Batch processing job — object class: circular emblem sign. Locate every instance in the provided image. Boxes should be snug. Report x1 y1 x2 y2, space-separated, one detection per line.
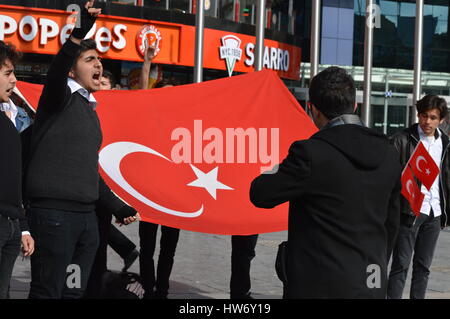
136 25 162 57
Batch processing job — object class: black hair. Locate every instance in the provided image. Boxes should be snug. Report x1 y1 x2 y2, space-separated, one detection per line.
102 69 116 88
0 40 22 67
416 94 448 120
154 78 181 88
308 66 356 120
72 39 97 67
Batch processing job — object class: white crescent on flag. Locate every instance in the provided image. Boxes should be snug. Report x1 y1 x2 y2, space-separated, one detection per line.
406 180 414 198
415 155 427 173
99 141 204 218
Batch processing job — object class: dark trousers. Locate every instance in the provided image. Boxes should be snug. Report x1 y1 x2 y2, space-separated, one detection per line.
0 216 21 299
84 209 111 298
85 211 137 298
109 224 136 259
139 221 180 297
230 234 258 299
28 208 99 299
388 212 441 299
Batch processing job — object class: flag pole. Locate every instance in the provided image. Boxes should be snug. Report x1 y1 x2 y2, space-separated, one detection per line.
412 0 424 125
254 0 266 71
310 0 321 79
194 0 205 83
362 0 375 128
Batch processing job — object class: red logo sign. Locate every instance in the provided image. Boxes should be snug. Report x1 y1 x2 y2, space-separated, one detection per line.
136 24 162 57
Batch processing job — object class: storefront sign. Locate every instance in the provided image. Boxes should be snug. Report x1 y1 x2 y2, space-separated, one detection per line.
0 5 301 80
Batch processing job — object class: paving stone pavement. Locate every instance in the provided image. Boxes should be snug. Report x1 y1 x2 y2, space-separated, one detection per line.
9 223 450 299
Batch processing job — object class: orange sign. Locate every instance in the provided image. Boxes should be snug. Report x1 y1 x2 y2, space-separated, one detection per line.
0 5 301 80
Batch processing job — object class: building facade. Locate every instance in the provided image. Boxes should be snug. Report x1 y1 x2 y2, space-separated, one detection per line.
2 0 450 134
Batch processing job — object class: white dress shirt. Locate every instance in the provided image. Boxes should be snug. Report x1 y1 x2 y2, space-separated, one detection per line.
67 78 97 109
0 99 18 126
418 125 443 217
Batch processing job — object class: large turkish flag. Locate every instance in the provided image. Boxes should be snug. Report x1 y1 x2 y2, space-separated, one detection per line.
17 70 317 235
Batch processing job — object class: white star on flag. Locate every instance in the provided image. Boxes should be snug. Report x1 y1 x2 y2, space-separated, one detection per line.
187 165 234 199
425 168 431 175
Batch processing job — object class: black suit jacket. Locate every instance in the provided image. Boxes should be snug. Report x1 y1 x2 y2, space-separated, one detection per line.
250 123 401 298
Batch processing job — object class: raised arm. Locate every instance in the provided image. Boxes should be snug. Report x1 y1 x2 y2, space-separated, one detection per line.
139 44 156 90
37 1 101 114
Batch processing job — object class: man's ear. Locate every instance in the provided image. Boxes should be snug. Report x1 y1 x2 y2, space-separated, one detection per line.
68 68 75 79
354 102 358 112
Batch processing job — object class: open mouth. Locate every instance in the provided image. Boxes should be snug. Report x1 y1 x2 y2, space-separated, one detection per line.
92 72 101 85
6 88 13 95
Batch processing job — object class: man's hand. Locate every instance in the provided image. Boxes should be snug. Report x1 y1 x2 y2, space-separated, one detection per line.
71 0 102 42
21 234 35 257
85 0 102 16
115 213 141 226
144 44 157 63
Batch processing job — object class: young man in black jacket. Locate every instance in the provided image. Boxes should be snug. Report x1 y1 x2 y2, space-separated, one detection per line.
25 1 139 299
0 40 34 299
387 95 449 299
250 67 401 298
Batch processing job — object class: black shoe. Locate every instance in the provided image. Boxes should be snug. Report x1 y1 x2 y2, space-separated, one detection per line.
122 249 139 272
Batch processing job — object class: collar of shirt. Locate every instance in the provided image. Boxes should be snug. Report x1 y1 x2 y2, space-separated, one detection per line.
67 78 97 109
417 125 441 143
0 99 18 127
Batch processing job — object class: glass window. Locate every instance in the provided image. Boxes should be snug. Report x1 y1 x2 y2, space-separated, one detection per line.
384 14 398 27
240 0 257 24
435 19 448 35
424 4 433 16
170 0 190 12
374 15 397 46
144 0 167 8
399 2 415 17
354 0 364 16
380 1 398 16
397 16 415 47
433 5 448 20
219 0 235 21
115 0 136 4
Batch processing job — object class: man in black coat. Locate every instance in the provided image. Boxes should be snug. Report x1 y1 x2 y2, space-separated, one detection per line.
0 40 34 299
250 67 401 298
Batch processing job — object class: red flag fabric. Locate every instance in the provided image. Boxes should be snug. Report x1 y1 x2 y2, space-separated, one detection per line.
15 70 318 235
401 165 424 216
407 141 440 191
15 81 43 112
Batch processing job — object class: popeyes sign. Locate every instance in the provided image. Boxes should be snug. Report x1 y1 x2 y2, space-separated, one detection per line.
0 4 301 80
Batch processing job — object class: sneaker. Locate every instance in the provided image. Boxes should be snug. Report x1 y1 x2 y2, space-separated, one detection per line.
122 249 139 272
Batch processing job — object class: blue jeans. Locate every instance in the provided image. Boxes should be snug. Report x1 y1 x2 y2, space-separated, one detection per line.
28 208 99 299
0 215 21 299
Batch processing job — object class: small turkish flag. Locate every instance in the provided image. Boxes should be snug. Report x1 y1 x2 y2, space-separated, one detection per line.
401 165 424 216
407 141 440 191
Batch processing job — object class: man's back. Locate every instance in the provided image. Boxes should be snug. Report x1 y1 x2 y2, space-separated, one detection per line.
251 123 401 298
